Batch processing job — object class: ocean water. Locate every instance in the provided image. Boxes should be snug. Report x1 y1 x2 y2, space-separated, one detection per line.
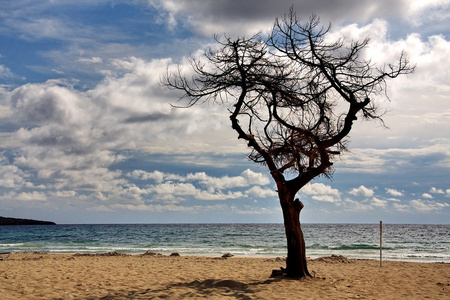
0 224 448 263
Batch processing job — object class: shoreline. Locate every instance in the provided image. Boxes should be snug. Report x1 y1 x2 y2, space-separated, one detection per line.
0 252 448 299
4 250 449 263
2 250 448 264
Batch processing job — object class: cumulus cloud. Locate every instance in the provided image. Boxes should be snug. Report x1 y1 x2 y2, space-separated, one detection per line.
127 170 165 183
0 59 201 212
300 183 341 203
338 142 450 175
422 193 433 199
349 185 375 197
129 168 271 202
149 182 197 196
246 186 277 198
343 199 374 211
393 203 410 212
0 57 242 202
127 168 271 191
429 187 445 194
410 199 450 212
0 164 28 189
311 195 339 203
180 169 271 191
301 183 340 196
241 169 271 186
294 19 450 180
386 188 403 197
371 197 388 207
316 16 450 183
12 191 47 202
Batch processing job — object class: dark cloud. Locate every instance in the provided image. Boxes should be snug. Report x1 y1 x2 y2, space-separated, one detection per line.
156 0 419 36
124 112 172 123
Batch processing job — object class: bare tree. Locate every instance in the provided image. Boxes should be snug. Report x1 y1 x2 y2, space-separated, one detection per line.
163 9 413 278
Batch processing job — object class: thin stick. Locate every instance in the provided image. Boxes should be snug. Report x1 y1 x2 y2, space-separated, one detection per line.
380 221 383 267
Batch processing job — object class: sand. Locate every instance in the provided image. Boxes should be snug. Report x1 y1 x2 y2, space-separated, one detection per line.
0 252 448 299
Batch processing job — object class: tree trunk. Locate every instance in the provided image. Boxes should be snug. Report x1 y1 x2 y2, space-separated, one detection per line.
280 196 311 278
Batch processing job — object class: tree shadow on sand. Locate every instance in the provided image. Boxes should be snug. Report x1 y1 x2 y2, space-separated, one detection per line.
92 277 285 300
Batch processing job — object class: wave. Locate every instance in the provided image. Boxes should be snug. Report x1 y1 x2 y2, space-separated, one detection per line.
308 243 390 251
0 243 24 247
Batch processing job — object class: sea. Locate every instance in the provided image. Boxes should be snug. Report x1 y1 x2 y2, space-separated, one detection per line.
0 224 449 263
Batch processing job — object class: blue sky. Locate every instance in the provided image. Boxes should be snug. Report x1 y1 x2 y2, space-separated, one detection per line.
0 0 449 224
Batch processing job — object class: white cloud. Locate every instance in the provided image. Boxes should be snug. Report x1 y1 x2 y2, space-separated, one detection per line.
246 186 277 198
312 195 338 203
12 191 47 202
185 172 245 190
149 182 196 197
344 199 374 211
338 142 450 175
0 164 27 188
407 0 450 25
241 169 271 186
349 185 375 197
53 190 77 198
109 202 236 214
145 177 248 202
326 20 450 180
422 193 433 199
78 57 103 64
393 203 410 212
0 57 243 206
0 65 15 78
386 197 401 202
410 199 450 212
127 170 165 183
371 197 388 207
125 168 273 203
111 203 196 212
301 183 340 196
16 17 73 40
386 188 403 197
300 183 341 203
196 190 244 201
234 205 277 215
183 169 270 190
342 196 389 210
429 187 445 194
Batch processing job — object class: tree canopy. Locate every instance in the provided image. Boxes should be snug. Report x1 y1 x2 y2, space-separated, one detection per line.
166 12 413 191
164 9 414 277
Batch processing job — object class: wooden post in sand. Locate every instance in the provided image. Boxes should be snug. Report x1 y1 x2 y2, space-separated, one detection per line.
380 221 383 267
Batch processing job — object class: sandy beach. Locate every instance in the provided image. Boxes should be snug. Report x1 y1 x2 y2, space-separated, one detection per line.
0 252 448 299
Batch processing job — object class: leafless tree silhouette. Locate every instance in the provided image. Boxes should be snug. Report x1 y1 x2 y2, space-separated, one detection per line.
163 9 414 278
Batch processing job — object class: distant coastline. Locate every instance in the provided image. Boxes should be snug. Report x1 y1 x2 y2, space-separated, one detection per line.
0 216 56 225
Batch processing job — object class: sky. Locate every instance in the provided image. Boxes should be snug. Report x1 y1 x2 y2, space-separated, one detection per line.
0 0 449 224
